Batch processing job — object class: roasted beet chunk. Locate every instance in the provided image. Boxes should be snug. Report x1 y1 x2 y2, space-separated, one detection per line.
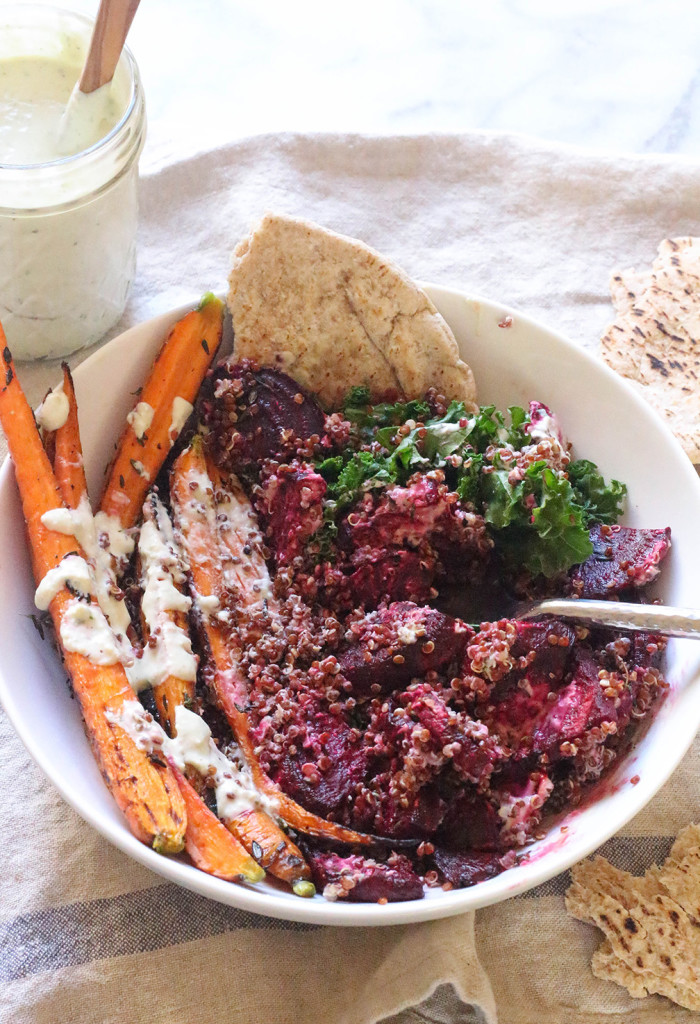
306 849 424 902
340 475 491 580
509 620 576 683
207 360 325 469
265 702 371 820
436 790 503 852
257 461 326 565
570 524 671 598
353 774 448 841
531 647 626 757
339 549 437 610
490 767 553 845
337 602 473 698
432 848 508 888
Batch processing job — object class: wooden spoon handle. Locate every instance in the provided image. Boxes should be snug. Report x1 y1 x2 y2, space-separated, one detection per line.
78 0 141 94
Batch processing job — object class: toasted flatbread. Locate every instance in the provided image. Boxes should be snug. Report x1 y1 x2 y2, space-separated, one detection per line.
592 940 700 1012
600 237 700 463
227 214 477 410
565 825 700 1011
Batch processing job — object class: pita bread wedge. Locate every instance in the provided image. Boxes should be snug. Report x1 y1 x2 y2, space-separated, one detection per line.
601 237 700 463
565 825 700 1011
227 214 477 410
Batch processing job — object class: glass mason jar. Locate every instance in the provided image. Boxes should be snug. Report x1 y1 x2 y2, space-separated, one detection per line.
0 6 146 361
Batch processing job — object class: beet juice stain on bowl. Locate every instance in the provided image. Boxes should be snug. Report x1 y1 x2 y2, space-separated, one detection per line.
0 5 146 361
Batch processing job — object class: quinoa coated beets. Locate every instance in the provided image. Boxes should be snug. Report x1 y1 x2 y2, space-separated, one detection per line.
200 361 671 902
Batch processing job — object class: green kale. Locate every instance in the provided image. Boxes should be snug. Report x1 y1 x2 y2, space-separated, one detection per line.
567 459 627 526
491 467 593 577
314 389 624 579
342 386 431 430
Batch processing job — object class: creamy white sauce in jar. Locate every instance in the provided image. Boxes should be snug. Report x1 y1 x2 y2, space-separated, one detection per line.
0 7 146 361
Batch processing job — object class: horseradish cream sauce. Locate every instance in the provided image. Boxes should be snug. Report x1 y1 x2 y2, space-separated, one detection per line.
36 386 70 432
41 497 135 660
128 508 198 691
106 702 269 821
0 8 145 360
0 54 122 163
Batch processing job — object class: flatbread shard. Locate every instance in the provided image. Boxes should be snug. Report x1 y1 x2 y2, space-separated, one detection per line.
601 237 700 463
565 826 700 1012
227 213 477 410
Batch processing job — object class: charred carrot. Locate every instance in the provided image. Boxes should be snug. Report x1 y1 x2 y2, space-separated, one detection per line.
53 364 88 511
134 493 269 883
100 292 224 527
0 334 186 854
167 761 265 882
223 807 312 893
170 453 316 886
171 439 370 849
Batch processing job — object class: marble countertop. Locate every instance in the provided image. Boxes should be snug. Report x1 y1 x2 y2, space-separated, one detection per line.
6 0 700 171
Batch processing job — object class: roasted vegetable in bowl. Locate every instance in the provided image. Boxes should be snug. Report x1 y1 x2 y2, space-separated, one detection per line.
0 309 671 903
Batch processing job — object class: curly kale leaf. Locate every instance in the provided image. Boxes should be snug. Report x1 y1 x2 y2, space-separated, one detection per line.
342 386 431 430
567 459 627 526
493 467 594 577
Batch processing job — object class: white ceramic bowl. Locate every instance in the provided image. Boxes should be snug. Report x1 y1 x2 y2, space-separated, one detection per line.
2 285 700 926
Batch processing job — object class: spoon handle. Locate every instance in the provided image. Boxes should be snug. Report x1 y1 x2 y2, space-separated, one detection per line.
79 0 141 94
518 599 700 640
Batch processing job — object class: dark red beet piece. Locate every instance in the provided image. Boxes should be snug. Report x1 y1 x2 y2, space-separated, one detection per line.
257 461 326 565
531 647 626 757
340 476 491 581
432 848 506 888
306 849 424 902
479 679 555 751
509 620 577 682
340 476 449 550
570 524 671 598
337 602 473 698
338 549 436 610
273 712 371 819
210 361 325 467
366 779 447 840
436 790 503 852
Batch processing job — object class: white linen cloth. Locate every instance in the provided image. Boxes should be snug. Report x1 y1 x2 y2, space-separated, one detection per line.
1 131 699 1024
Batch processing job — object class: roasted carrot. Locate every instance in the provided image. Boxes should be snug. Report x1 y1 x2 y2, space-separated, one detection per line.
167 760 265 882
100 292 224 527
170 447 316 887
53 364 88 511
171 439 371 850
0 334 186 854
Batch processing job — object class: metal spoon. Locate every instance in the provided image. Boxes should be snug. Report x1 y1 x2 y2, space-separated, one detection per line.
515 598 700 640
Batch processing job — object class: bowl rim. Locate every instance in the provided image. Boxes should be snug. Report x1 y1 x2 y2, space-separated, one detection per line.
2 283 700 927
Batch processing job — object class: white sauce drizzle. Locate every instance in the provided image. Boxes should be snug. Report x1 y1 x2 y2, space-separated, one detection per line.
60 599 122 665
106 701 270 820
217 482 274 607
397 622 424 646
34 553 92 610
127 507 198 692
36 388 70 432
169 397 194 446
131 460 150 481
41 497 135 664
196 593 220 615
126 401 154 440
